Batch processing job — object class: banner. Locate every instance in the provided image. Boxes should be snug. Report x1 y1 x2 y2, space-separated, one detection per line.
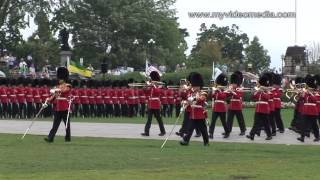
67 60 93 78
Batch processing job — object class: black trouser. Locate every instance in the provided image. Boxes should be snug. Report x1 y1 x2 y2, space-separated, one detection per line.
175 104 181 117
249 113 272 137
144 109 166 134
96 104 104 117
300 115 319 139
121 104 127 117
26 102 34 118
0 103 8 118
89 104 96 117
162 105 168 117
178 111 200 135
47 111 71 141
134 104 139 117
19 103 27 119
73 104 80 117
81 104 90 118
128 104 135 117
274 108 284 131
183 120 209 145
209 112 228 135
226 110 246 133
114 104 121 117
35 103 42 116
105 104 113 117
43 104 52 118
269 111 277 134
168 104 174 117
140 103 146 117
10 103 19 118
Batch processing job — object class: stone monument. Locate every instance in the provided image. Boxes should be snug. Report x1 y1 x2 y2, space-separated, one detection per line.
59 28 72 66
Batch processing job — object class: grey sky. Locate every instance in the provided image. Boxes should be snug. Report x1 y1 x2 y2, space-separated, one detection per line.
175 0 320 70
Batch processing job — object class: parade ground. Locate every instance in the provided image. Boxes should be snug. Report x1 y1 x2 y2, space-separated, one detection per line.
0 109 320 180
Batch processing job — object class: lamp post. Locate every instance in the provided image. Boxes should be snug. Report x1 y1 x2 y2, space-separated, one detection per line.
147 38 155 63
281 54 285 75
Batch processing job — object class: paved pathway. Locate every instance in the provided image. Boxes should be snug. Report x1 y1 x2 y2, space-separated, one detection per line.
0 120 318 145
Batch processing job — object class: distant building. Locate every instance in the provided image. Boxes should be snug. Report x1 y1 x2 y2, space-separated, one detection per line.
283 46 308 76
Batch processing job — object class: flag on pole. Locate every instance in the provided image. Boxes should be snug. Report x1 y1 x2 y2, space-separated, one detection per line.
145 60 162 77
68 60 93 78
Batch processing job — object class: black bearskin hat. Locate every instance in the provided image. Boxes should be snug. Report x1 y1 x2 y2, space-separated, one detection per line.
72 79 79 87
230 71 243 85
295 77 304 84
57 67 69 82
9 79 16 86
17 77 25 85
80 80 87 87
215 73 228 86
259 73 270 87
264 72 275 86
112 80 119 88
32 79 39 87
274 74 282 86
150 71 160 81
305 75 317 89
313 74 320 87
189 72 204 88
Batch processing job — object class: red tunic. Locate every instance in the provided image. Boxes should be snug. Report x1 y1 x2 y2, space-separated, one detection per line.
79 88 89 104
228 89 243 111
272 88 282 109
118 88 126 105
268 92 275 112
302 93 318 116
315 92 320 115
212 90 227 112
52 89 71 111
0 87 9 104
8 88 18 103
40 87 50 103
104 88 113 105
252 91 270 114
88 89 96 105
95 89 104 104
139 89 146 104
16 87 26 103
33 87 42 104
126 89 136 105
71 88 81 105
160 89 168 105
190 99 207 120
147 86 162 109
25 87 34 103
112 89 120 104
167 89 174 105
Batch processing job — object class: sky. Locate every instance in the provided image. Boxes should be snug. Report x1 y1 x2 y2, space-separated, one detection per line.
174 0 320 70
22 0 320 70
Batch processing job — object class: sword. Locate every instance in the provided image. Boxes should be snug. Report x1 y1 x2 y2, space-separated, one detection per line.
160 105 186 151
21 99 49 140
65 96 74 130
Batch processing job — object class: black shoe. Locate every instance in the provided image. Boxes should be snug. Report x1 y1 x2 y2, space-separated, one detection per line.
265 136 272 140
44 138 53 143
158 132 166 136
279 130 285 133
297 137 304 142
255 132 261 137
141 133 149 136
175 132 181 136
239 132 246 136
194 134 201 138
314 138 320 142
65 139 71 142
221 132 226 136
180 141 189 146
223 133 230 138
246 135 254 140
272 132 276 136
209 134 213 139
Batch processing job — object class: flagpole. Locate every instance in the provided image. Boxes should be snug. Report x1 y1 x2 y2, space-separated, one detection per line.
212 61 215 80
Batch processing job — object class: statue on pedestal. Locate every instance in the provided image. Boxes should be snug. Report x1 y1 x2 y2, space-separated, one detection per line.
59 28 70 51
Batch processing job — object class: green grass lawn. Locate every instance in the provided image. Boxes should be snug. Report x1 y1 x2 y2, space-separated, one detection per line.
31 108 294 128
0 134 319 180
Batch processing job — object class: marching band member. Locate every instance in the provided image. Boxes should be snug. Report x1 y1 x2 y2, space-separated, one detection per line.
266 72 277 136
246 73 272 141
297 75 320 142
288 77 304 133
273 74 285 133
224 71 246 138
141 71 166 136
44 67 72 143
209 73 229 139
180 72 209 146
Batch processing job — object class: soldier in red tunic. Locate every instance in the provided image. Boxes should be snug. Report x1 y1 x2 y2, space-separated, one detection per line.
209 73 229 139
16 77 27 119
297 75 320 142
273 74 285 133
246 73 272 140
8 79 19 119
25 78 34 118
0 78 9 118
71 80 81 117
32 79 42 117
79 80 90 118
224 71 246 138
288 77 304 132
45 67 72 143
180 72 209 146
141 71 166 136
